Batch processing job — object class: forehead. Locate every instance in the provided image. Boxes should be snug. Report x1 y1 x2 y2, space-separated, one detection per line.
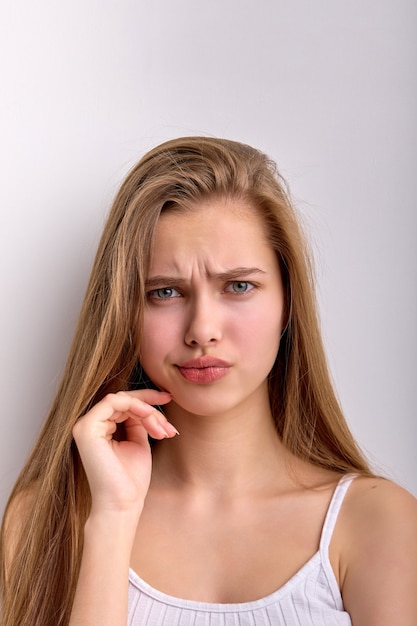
148 198 277 275
157 196 268 238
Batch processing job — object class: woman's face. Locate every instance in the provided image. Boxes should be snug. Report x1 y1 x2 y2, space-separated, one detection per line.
140 198 285 419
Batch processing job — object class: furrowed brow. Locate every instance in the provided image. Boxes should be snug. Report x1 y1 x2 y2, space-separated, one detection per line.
145 276 187 289
211 267 266 281
145 268 265 288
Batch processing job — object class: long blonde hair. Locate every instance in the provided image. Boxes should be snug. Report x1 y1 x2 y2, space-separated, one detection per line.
0 136 371 625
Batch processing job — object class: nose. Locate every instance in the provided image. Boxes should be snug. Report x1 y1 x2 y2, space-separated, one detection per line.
184 297 222 347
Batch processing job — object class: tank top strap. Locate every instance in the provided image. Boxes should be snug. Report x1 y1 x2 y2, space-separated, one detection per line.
320 473 357 553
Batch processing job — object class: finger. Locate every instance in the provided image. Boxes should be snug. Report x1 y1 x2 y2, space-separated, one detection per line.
81 391 169 425
124 410 179 440
101 391 173 424
73 391 177 446
123 398 178 433
116 394 172 423
91 395 178 438
127 389 172 406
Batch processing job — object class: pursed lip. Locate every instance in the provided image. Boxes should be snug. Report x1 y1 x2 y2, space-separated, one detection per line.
175 356 232 384
176 356 231 369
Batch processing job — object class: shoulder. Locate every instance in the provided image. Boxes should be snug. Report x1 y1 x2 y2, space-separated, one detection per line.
341 476 417 550
342 475 417 527
336 476 417 625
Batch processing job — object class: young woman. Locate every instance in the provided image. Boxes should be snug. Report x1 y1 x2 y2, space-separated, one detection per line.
1 137 416 626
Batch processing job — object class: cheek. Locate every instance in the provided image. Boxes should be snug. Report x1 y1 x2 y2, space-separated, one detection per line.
228 309 282 360
139 315 158 363
245 315 282 352
239 303 284 361
241 294 284 335
138 328 166 387
140 312 179 362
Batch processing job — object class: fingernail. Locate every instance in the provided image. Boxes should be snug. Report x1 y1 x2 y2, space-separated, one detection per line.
164 423 180 437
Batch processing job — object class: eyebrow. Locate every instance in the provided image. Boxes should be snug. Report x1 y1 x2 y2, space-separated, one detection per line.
145 267 266 288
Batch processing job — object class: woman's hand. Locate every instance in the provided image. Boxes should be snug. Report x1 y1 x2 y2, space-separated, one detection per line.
72 389 176 516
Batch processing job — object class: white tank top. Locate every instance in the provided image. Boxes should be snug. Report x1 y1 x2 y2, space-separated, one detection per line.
128 474 355 625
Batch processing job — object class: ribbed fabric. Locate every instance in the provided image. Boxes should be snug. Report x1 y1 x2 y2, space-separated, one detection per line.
128 474 355 625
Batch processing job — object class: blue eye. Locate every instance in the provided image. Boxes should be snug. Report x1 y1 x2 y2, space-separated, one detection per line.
148 287 180 299
226 281 253 293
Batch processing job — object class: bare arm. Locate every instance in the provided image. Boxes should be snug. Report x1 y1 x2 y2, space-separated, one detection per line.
340 478 417 626
69 389 177 626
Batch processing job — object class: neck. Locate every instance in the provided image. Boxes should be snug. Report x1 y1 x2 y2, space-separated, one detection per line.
151 396 290 496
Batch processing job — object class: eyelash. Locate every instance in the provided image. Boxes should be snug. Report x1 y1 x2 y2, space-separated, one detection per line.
224 281 255 294
147 287 181 300
147 281 257 301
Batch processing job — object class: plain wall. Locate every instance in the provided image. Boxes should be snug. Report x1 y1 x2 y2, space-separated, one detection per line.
1 0 416 517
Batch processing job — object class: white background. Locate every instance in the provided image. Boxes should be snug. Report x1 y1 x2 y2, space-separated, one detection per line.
0 1 416 517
